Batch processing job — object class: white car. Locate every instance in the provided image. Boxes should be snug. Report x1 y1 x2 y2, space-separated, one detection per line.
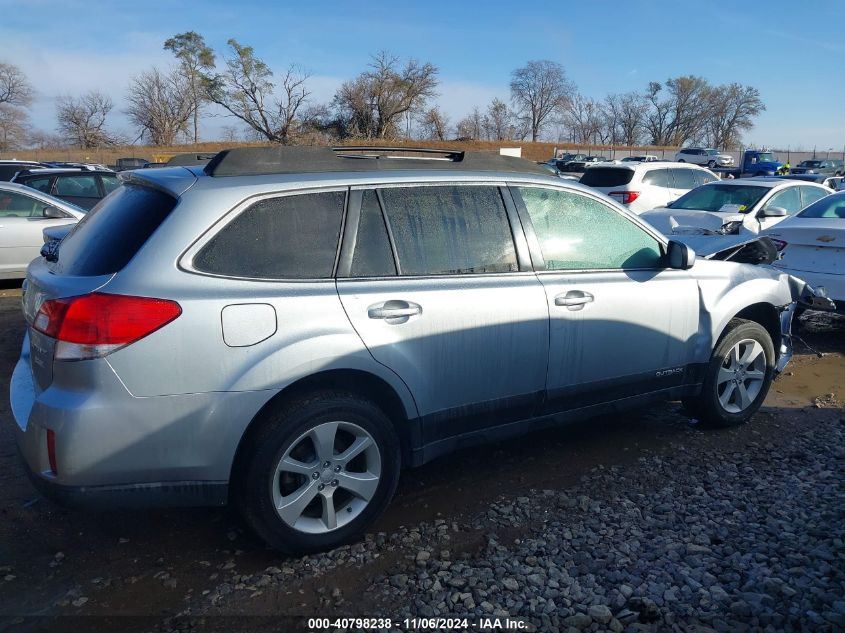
764 191 845 312
620 155 659 163
641 178 831 236
579 162 719 214
0 181 86 279
675 147 735 168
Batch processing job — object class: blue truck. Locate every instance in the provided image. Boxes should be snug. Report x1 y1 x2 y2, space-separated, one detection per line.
713 149 784 178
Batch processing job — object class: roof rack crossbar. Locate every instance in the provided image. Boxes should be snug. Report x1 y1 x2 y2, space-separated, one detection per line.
331 146 465 161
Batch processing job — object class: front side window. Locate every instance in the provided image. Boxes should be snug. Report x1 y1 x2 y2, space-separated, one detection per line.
764 187 802 215
693 170 718 187
25 176 52 193
517 187 663 271
379 185 517 276
194 191 345 279
101 175 122 194
0 190 41 217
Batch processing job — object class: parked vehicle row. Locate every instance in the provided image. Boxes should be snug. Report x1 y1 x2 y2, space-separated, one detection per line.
11 146 820 554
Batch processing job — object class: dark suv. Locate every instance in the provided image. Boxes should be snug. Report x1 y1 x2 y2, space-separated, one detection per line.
789 159 844 176
13 169 121 210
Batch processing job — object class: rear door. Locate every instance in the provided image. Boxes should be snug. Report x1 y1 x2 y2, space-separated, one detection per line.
510 184 699 412
336 184 549 444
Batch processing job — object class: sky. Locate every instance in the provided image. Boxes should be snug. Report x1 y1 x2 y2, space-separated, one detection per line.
1 0 843 150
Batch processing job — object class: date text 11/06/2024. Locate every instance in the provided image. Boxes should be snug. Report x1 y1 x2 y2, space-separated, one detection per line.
308 617 529 630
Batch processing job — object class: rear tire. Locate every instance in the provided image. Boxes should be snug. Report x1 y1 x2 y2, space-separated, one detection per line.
236 391 400 554
683 319 775 427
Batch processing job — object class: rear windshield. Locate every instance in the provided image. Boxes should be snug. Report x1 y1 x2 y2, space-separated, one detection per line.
52 184 177 276
579 168 634 188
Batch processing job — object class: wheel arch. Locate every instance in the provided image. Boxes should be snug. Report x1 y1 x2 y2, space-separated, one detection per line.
228 368 416 496
719 302 781 353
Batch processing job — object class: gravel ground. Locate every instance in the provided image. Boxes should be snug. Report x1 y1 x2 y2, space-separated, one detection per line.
176 406 844 633
0 284 843 633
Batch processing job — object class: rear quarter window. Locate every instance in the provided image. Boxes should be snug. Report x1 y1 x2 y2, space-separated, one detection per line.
53 184 177 276
579 168 634 188
194 190 345 279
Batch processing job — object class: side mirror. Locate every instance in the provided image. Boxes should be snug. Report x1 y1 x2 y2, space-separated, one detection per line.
759 206 788 218
42 206 65 219
667 240 695 270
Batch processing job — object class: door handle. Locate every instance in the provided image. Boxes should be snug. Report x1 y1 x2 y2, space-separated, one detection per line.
554 290 594 310
367 300 422 323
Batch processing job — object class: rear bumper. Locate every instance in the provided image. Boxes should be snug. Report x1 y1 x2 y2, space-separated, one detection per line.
10 332 269 507
775 267 845 306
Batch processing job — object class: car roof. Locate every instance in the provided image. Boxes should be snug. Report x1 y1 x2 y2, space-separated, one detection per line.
705 177 828 190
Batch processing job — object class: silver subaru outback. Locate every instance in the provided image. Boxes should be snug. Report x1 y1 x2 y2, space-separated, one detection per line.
9 147 810 553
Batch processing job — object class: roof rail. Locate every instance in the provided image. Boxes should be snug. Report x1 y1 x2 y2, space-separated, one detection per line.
204 146 546 177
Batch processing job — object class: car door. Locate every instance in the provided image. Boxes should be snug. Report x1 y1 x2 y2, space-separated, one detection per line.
639 167 673 209
0 189 74 275
336 184 549 445
510 184 699 413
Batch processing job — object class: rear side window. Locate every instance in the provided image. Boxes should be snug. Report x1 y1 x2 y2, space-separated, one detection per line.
799 186 829 208
55 175 99 197
693 170 718 187
670 168 696 190
194 191 345 279
641 168 670 187
379 185 517 276
24 176 52 193
55 185 177 276
579 168 635 188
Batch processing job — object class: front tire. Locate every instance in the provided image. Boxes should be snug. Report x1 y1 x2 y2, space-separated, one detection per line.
237 391 400 554
684 319 775 427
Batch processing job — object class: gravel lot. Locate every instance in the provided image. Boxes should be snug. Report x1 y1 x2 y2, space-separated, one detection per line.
0 286 842 633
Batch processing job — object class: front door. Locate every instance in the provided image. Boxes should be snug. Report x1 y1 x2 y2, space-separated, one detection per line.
510 185 700 412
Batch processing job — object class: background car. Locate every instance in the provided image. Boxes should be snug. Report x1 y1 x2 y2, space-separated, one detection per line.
13 168 121 210
579 162 718 214
640 178 830 236
620 155 659 163
675 147 735 168
0 160 49 182
0 181 85 279
789 159 844 176
764 191 845 313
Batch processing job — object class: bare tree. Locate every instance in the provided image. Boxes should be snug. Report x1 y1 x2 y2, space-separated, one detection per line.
204 39 310 144
28 128 64 149
0 61 34 107
484 98 517 141
418 106 449 141
0 104 29 150
164 32 216 143
126 68 193 146
510 60 574 142
644 76 713 146
332 51 438 139
562 93 603 144
705 83 765 149
606 92 648 146
56 91 119 148
454 106 485 140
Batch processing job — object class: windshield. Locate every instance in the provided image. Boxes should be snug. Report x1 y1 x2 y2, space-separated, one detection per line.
669 184 770 213
798 193 845 219
754 152 775 162
799 160 821 168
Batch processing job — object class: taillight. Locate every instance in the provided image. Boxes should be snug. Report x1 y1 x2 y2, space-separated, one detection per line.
32 293 182 360
47 429 57 475
770 238 788 252
609 191 640 205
